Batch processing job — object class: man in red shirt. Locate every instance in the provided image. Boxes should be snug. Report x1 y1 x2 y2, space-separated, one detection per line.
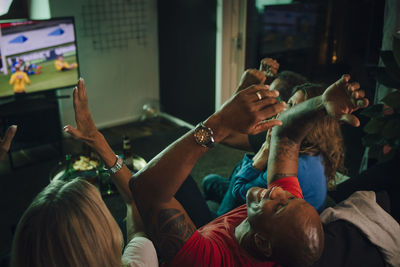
65 69 367 266
127 71 368 266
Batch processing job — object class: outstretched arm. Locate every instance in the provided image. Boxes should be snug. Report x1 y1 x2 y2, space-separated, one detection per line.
131 69 286 262
267 75 369 185
63 78 146 237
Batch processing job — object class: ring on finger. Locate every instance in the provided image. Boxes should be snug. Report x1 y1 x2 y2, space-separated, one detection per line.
256 91 262 101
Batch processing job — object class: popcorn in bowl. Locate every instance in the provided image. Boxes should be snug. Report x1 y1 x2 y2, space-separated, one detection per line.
72 155 99 171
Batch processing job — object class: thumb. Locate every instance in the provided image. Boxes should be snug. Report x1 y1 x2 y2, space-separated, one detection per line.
63 125 82 139
340 114 360 127
2 125 17 148
4 125 17 140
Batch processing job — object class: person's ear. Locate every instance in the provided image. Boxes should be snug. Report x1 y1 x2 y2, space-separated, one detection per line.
254 233 272 257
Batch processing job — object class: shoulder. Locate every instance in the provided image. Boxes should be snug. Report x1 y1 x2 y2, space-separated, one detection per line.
170 207 248 266
122 237 159 267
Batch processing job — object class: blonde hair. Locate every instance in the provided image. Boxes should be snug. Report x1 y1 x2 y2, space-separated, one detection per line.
11 178 123 267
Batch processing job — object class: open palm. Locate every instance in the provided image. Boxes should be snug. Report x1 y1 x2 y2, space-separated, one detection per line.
322 75 369 127
64 78 100 146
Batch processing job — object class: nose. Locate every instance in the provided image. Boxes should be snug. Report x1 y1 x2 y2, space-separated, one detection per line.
269 186 287 201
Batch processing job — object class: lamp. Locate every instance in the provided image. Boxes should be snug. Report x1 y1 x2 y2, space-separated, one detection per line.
30 0 50 20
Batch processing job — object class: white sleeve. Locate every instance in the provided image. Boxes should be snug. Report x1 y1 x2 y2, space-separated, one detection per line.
122 236 159 267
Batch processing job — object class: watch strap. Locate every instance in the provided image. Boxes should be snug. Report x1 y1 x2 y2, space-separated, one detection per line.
105 155 123 174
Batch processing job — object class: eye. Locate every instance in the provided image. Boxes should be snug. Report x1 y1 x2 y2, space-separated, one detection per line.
289 196 296 200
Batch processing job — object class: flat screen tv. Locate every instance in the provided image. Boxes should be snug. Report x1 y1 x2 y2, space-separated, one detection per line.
259 3 318 55
0 17 79 99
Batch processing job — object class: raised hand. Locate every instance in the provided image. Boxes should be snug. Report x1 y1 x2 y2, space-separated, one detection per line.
236 69 266 93
0 125 17 161
259 58 280 76
322 75 369 127
63 78 101 146
211 83 286 139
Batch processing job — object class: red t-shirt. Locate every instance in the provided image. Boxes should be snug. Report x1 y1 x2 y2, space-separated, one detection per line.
168 177 303 267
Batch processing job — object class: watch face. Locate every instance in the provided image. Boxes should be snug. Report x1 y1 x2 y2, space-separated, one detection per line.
194 124 214 147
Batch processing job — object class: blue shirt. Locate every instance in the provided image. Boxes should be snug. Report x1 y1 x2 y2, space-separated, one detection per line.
232 153 327 212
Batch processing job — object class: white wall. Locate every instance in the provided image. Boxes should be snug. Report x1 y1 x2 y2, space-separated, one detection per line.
49 0 159 129
215 0 247 109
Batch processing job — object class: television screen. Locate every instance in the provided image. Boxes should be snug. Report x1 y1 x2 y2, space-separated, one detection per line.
0 17 79 98
259 3 317 55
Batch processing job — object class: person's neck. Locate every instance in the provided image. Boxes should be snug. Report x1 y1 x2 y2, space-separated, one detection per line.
235 218 268 261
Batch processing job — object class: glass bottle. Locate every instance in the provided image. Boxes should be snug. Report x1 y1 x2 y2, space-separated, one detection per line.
123 135 134 170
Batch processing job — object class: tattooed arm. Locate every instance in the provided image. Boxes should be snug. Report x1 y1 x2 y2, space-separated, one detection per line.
131 70 286 262
267 75 369 184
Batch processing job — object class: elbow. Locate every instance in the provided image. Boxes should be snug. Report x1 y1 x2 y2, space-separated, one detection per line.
231 186 242 201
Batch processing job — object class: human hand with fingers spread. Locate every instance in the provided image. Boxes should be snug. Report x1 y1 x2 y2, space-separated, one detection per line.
0 125 17 161
322 74 369 127
207 83 286 141
268 74 369 185
63 78 102 146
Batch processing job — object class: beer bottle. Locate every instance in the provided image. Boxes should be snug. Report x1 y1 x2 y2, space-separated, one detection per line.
122 135 133 170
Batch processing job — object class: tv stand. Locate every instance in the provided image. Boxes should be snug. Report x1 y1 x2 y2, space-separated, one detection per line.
0 91 64 169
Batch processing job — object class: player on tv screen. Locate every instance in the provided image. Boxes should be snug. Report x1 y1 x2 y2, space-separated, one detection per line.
9 65 30 95
54 55 77 71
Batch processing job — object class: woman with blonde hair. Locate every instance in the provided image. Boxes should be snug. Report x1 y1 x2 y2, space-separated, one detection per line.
11 78 158 267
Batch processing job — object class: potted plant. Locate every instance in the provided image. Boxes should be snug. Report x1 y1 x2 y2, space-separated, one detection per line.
361 89 400 163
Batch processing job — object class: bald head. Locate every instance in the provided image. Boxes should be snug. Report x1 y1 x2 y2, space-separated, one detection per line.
271 202 324 267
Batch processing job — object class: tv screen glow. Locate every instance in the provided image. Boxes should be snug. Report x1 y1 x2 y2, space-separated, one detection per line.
0 17 79 98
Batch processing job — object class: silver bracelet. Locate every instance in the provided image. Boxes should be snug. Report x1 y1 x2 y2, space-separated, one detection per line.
105 155 123 174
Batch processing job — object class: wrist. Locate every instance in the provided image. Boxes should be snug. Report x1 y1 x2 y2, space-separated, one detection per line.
273 96 325 143
86 131 105 148
88 132 117 168
203 115 231 143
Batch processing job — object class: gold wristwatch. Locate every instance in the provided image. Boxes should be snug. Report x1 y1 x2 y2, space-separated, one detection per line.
193 122 215 148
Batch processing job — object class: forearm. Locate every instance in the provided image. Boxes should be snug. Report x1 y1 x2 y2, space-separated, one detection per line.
125 204 146 241
273 96 325 142
252 148 269 171
90 133 134 204
220 132 253 151
131 115 228 208
267 96 326 184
